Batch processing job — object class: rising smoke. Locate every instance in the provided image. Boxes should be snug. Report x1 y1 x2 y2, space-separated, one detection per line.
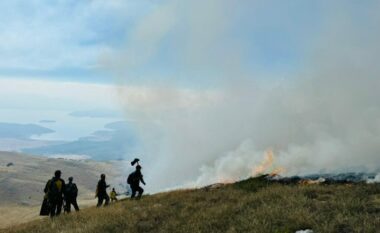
104 1 380 191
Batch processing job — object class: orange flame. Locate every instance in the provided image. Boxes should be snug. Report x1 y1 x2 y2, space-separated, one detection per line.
299 178 325 185
252 149 285 176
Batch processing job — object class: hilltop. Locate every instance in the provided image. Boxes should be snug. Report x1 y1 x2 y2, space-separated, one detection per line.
0 151 125 229
3 176 380 233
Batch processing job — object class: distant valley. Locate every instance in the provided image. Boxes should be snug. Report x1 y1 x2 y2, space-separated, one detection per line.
0 151 127 228
0 120 138 161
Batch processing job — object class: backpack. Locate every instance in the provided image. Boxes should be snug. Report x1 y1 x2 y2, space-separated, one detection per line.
127 172 139 185
66 183 78 197
127 172 134 184
51 179 63 193
45 178 63 200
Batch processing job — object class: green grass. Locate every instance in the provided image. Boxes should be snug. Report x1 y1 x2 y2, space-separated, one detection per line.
3 177 380 233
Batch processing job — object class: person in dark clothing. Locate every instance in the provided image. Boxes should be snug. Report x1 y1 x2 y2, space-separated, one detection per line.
44 170 65 217
128 165 146 199
96 174 110 207
64 177 79 213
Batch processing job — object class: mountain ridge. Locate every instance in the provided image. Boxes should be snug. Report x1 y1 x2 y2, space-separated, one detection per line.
3 176 380 233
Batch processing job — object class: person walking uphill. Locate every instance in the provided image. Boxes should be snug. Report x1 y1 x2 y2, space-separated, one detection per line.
96 174 110 207
64 177 79 213
44 170 65 217
127 165 146 199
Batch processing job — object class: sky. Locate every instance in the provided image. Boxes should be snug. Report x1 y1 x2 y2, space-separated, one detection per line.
0 0 323 84
0 0 374 84
1 1 380 191
0 0 148 82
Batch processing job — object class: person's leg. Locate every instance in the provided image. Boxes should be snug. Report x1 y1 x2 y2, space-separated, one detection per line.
50 200 57 218
65 198 71 213
137 186 144 199
104 194 110 206
97 195 104 207
56 198 63 216
131 186 137 198
63 199 67 213
72 198 80 211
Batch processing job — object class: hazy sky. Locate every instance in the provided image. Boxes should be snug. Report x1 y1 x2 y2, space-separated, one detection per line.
1 1 379 190
0 0 328 116
0 0 328 83
0 1 375 84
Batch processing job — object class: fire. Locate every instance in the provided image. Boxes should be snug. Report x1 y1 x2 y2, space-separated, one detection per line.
299 178 326 185
270 167 286 176
252 149 285 176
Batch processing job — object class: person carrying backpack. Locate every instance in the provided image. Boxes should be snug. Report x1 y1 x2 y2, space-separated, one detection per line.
96 174 110 207
44 170 65 217
127 165 146 199
64 177 79 213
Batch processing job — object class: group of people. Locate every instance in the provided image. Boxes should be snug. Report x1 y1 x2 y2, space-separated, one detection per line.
95 164 145 207
41 170 79 217
41 162 146 218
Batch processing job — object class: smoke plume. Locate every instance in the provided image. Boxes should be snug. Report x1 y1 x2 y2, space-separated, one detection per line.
104 1 380 191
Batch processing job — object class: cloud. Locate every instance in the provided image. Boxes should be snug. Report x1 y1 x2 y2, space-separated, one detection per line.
0 0 150 75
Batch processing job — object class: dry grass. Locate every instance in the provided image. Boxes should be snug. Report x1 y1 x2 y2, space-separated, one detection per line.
2 177 380 233
0 206 41 229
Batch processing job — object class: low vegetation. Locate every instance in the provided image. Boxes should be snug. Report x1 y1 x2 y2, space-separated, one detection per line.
3 176 380 233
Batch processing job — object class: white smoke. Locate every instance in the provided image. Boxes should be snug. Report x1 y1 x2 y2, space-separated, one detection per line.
295 230 313 233
104 1 380 191
367 174 380 184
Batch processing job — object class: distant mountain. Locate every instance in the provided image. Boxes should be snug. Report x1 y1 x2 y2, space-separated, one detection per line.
0 122 54 139
23 121 138 161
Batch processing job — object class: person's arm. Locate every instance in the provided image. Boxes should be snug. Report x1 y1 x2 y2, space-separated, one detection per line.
140 175 146 185
73 184 78 197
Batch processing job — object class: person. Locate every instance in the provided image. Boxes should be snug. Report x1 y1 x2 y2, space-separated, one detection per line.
110 188 118 202
64 177 80 213
44 170 65 217
127 165 146 199
96 174 110 207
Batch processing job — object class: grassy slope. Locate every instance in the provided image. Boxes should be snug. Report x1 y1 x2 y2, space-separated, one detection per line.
3 176 380 233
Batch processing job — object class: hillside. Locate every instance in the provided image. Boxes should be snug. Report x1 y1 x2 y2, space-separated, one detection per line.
0 151 125 229
3 176 380 233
